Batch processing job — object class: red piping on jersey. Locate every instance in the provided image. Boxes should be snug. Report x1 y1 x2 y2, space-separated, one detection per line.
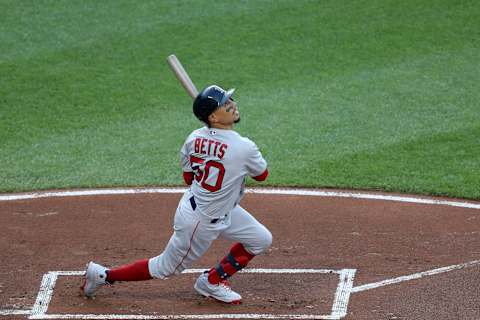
253 168 269 181
183 171 194 185
173 220 201 274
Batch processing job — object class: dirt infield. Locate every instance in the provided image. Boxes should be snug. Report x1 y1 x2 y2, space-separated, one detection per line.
1 188 479 319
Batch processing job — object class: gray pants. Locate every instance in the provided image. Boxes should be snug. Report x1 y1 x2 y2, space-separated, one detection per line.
148 193 272 279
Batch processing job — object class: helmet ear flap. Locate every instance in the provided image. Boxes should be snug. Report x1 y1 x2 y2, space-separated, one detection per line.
193 95 217 125
201 98 219 125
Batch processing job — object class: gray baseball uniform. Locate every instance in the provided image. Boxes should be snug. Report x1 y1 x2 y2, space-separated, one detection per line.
148 126 271 278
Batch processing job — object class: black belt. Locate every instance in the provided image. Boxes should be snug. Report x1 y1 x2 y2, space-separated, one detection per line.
189 196 197 210
189 196 220 224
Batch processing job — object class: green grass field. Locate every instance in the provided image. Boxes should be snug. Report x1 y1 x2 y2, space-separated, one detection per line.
1 0 479 199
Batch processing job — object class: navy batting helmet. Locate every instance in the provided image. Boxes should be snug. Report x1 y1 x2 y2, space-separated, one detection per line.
193 85 235 124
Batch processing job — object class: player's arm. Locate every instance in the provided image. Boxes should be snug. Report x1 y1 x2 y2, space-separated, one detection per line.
245 140 269 182
180 137 194 185
183 171 194 185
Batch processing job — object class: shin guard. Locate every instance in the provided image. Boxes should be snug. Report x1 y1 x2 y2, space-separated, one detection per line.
208 243 255 284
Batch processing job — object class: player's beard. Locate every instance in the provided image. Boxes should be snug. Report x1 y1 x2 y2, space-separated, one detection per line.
233 109 240 123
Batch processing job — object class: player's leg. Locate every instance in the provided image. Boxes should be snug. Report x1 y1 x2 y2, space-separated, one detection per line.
148 207 221 278
110 196 221 281
82 194 221 297
194 207 265 304
104 219 203 285
82 258 152 297
203 206 272 286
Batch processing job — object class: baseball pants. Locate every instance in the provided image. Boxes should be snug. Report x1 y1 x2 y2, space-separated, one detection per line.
148 192 272 279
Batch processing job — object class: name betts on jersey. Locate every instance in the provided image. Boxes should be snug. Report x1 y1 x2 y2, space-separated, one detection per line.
194 137 228 159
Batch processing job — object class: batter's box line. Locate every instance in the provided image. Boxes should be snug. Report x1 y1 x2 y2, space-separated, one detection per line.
28 268 357 320
3 261 480 319
351 259 480 293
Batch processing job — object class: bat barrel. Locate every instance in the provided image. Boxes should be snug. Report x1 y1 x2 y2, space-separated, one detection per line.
167 54 199 99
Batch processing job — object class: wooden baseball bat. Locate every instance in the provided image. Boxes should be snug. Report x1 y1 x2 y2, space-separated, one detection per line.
166 54 199 99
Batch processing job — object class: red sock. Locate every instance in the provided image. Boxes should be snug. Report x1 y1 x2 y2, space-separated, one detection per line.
208 243 255 284
106 259 153 283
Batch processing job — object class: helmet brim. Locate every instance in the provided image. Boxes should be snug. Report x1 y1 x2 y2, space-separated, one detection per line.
219 88 235 106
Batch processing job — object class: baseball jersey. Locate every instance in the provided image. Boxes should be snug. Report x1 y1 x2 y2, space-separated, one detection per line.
180 127 267 218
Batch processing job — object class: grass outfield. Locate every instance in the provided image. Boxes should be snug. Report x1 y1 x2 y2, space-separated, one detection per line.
1 0 479 199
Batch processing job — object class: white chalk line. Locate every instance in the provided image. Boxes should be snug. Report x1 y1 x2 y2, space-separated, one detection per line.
22 268 352 320
351 259 480 293
0 187 479 210
0 309 31 315
29 314 339 319
54 268 343 276
331 269 356 319
31 272 58 316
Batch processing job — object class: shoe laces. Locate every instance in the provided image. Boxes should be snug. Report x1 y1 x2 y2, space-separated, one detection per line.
218 280 232 291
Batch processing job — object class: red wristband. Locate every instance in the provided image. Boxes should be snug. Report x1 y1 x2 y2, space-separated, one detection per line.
253 169 269 181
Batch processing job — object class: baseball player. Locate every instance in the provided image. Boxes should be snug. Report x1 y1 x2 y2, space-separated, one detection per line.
82 84 272 304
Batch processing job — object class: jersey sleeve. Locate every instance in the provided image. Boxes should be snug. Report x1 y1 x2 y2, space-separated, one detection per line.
244 140 268 178
180 136 193 173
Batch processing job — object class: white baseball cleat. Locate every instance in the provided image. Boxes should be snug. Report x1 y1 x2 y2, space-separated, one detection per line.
194 272 242 304
81 261 109 298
